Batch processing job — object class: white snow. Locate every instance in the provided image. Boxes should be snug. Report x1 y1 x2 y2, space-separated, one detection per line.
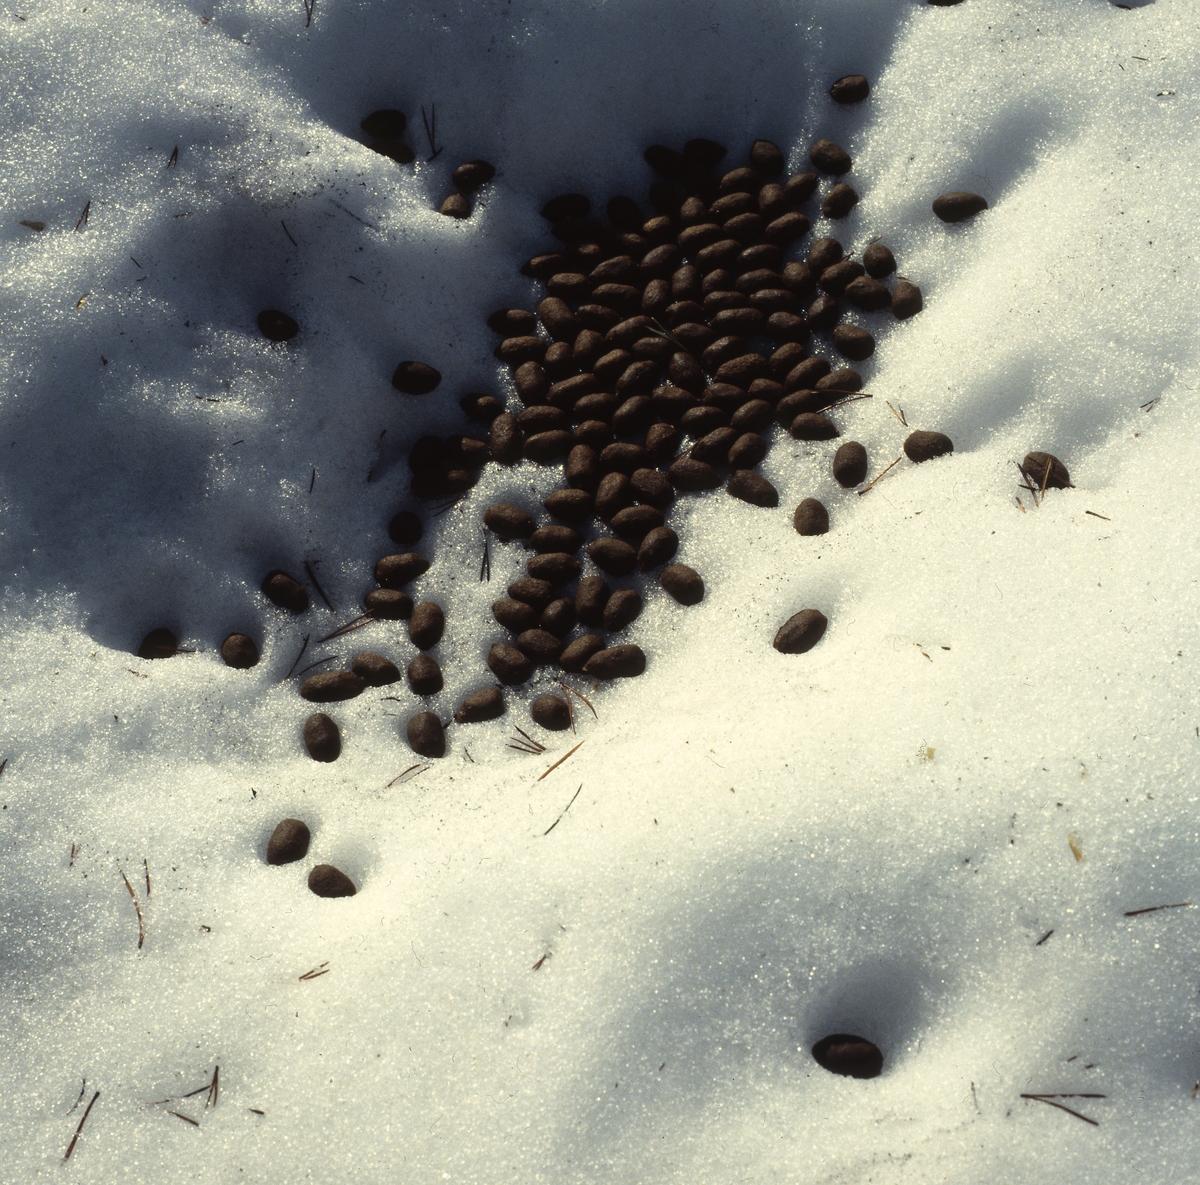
2 0 1200 1180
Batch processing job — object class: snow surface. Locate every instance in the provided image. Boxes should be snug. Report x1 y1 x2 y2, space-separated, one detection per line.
2 0 1200 1180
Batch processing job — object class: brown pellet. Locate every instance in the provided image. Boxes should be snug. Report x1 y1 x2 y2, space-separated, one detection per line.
588 537 638 577
793 498 829 535
391 360 442 394
903 430 954 463
829 74 870 103
489 413 523 464
375 553 430 588
652 385 697 423
863 243 896 278
522 253 569 280
304 712 341 762
728 432 768 469
573 328 605 369
725 211 765 243
595 472 633 521
711 307 765 336
408 601 444 650
673 322 716 353
263 570 308 614
308 864 357 898
719 167 762 195
822 183 859 219
932 191 988 222
769 341 810 380
891 280 923 320
660 564 704 605
758 183 788 220
560 634 605 673
690 426 739 465
844 275 892 311
601 587 641 631
815 367 862 392
807 295 840 331
637 526 679 571
487 642 533 685
764 212 809 246
514 360 549 403
267 819 310 865
538 297 579 342
786 356 832 390
516 628 563 665
455 686 505 723
440 193 471 219
583 644 647 679
809 139 851 175
600 442 651 475
524 429 575 463
730 399 774 433
819 260 864 296
575 419 614 449
833 325 875 361
452 159 495 192
786 172 819 204
485 503 536 540
701 383 745 412
832 441 868 487
543 488 594 523
136 628 177 659
531 694 571 731
493 597 539 633
750 140 785 175
610 504 664 542
509 578 557 611
365 589 413 620
221 633 259 669
565 444 601 492
576 304 621 332
548 271 591 301
612 394 654 435
575 575 610 627
630 467 673 508
727 470 779 507
668 456 722 491
812 1035 883 1079
407 711 445 758
774 608 827 653
1021 452 1072 489
540 597 577 638
301 671 367 703
352 652 401 686
527 552 581 584
808 237 843 274
791 413 839 440
459 392 504 424
258 309 298 341
406 654 443 695
715 353 769 388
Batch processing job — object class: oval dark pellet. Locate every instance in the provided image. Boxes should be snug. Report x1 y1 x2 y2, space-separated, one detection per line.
767 312 808 342
728 432 768 469
712 307 765 336
592 255 638 284
678 222 723 253
679 402 727 432
812 1034 883 1079
615 361 659 401
548 271 592 301
728 470 779 507
352 652 400 687
702 383 746 413
374 553 430 588
633 336 674 365
933 191 988 223
388 511 424 546
738 242 784 274
584 644 646 679
646 422 680 462
641 278 672 317
408 602 444 650
606 315 654 349
516 629 563 665
391 361 441 394
822 183 859 220
575 575 610 627
863 244 897 278
308 864 357 898
652 385 698 423
522 253 568 280
527 552 581 584
538 297 579 342
492 597 539 633
751 289 799 316
829 74 870 104
778 389 836 422
791 412 839 441
407 711 445 758
780 263 817 302
301 671 367 703
576 304 622 332
488 414 523 465
514 360 549 402
612 395 654 435
263 570 308 614
560 634 605 673
487 643 533 686
696 238 743 272
595 472 633 522
543 488 594 523
806 295 839 331
588 537 638 577
531 526 583 556
786 357 832 391
460 393 504 424
704 290 750 318
610 504 664 542
786 172 819 204
809 139 851 175
485 503 536 540
524 429 575 463
737 268 782 294
833 325 874 361
719 167 762 195
629 467 673 509
690 427 739 466
592 282 640 314
725 212 766 244
904 430 954 463
600 442 651 475
406 654 443 696
769 341 809 380
820 260 865 297
765 212 809 246
508 578 557 611
660 564 704 605
573 328 605 369
793 498 830 536
361 109 406 139
1021 452 1072 490
845 275 892 311
711 193 754 221
566 444 601 492
758 183 788 220
750 140 785 176
594 349 633 383
774 608 828 654
137 628 177 660
637 526 679 570
221 633 258 669
668 456 722 491
808 237 844 275
575 420 614 449
530 694 571 731
673 322 716 353
258 309 298 342
455 687 505 724
440 193 471 219
892 280 924 320
816 368 862 392
365 589 413 620
715 353 768 389
603 588 643 631
575 392 620 422
548 373 598 409
833 441 868 487
303 712 341 762
540 597 577 638
267 818 310 866
453 159 495 193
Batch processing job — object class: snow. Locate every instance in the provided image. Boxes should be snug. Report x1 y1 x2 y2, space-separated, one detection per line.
2 0 1200 1180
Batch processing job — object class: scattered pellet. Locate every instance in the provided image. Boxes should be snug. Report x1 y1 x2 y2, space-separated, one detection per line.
365 589 413 620
308 864 357 898
513 361 549 404
524 429 575 462
352 652 401 687
816 367 862 391
758 183 788 219
407 711 445 758
765 212 809 246
668 456 722 491
808 237 843 274
1022 452 1072 489
453 160 495 193
603 588 643 631
440 194 471 219
576 575 610 626
610 505 665 543
844 275 892 311
531 524 583 554
560 634 604 672
267 819 310 866
822 183 859 219
774 608 828 653
819 260 865 296
391 361 442 394
595 472 633 521
809 139 852 175
584 644 646 679
460 392 504 423
769 341 809 380
807 294 840 331
690 426 739 465
786 172 819 204
728 432 768 469
493 597 539 633
673 322 716 353
304 712 341 762
833 324 875 361
301 671 367 702
455 686 505 723
543 487 594 523
516 628 563 665
600 442 652 475
262 570 308 614
588 537 638 577
138 628 178 659
406 654 443 695
637 526 679 570
727 470 779 507
527 552 581 584
612 394 654 435
748 139 784 176
485 503 536 540
531 694 571 731
904 430 954 462
812 1034 883 1079
258 310 299 342
829 74 870 103
832 441 868 487
791 413 840 441
375 553 430 588
933 191 988 222
786 357 832 390
488 413 523 465
488 642 533 685
891 279 923 320
863 243 896 278
575 419 614 448
540 597 577 638
793 498 830 535
730 399 774 433
221 633 259 669
660 564 704 605
408 601 444 650
508 578 557 612
630 467 673 508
